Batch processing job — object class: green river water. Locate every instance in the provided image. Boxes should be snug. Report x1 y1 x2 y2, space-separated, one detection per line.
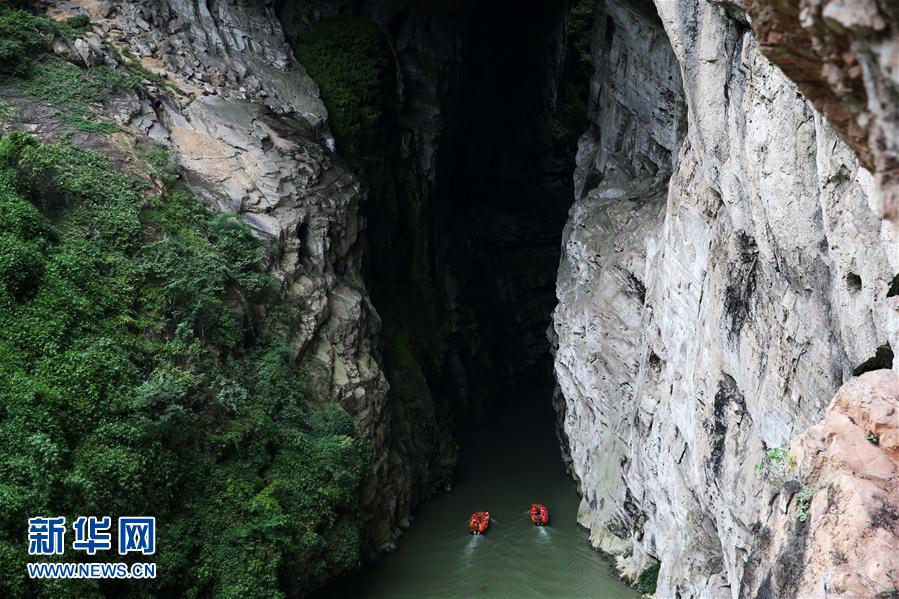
323 389 639 599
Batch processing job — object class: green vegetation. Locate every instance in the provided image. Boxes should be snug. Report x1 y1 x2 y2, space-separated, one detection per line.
0 133 371 597
794 481 822 522
0 4 139 133
754 446 797 484
20 57 136 133
568 0 594 65
57 13 91 36
755 446 797 471
0 99 19 125
293 16 393 173
0 5 93 75
559 0 594 131
0 6 58 75
637 561 660 594
867 431 881 445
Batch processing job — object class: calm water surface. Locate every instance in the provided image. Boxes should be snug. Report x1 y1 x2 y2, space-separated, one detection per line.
324 390 638 599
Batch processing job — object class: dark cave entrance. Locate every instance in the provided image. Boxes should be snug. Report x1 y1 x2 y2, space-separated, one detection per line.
364 0 591 429
282 0 596 510
433 0 585 420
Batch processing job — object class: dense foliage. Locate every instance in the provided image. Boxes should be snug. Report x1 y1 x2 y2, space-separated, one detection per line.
559 0 594 131
0 133 371 597
637 561 660 594
292 16 393 172
0 4 91 76
0 5 56 75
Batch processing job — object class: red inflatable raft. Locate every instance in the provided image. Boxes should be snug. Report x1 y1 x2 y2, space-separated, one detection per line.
469 511 490 534
530 503 549 526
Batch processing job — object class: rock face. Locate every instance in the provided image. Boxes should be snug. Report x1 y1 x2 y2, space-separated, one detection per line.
744 0 899 221
61 0 412 554
741 370 899 599
90 0 327 121
552 0 899 596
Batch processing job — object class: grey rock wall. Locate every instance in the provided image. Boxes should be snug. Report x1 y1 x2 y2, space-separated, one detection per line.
63 0 416 554
744 0 899 221
552 0 899 596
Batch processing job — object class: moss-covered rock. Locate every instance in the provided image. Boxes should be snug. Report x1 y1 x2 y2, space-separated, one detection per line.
292 16 393 173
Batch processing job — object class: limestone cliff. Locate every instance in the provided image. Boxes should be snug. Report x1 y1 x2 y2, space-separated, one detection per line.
47 0 408 554
744 0 899 221
551 0 899 597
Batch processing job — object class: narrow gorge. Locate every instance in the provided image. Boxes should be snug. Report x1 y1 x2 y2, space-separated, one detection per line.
0 0 897 597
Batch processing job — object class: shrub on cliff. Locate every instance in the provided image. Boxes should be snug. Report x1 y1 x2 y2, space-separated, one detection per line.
559 0 594 132
0 4 143 133
293 16 393 173
0 133 371 597
19 57 137 133
637 561 660 594
0 7 56 75
0 4 93 76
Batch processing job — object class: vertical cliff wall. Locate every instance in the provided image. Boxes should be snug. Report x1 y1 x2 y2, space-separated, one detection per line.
552 0 899 597
744 0 899 221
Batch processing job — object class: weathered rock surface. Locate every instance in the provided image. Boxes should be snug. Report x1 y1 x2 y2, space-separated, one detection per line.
552 0 899 596
98 0 326 123
744 0 899 221
39 0 899 593
158 94 388 421
742 370 899 599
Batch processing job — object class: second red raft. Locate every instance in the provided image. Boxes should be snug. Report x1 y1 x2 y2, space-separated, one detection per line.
469 511 490 534
530 503 549 526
